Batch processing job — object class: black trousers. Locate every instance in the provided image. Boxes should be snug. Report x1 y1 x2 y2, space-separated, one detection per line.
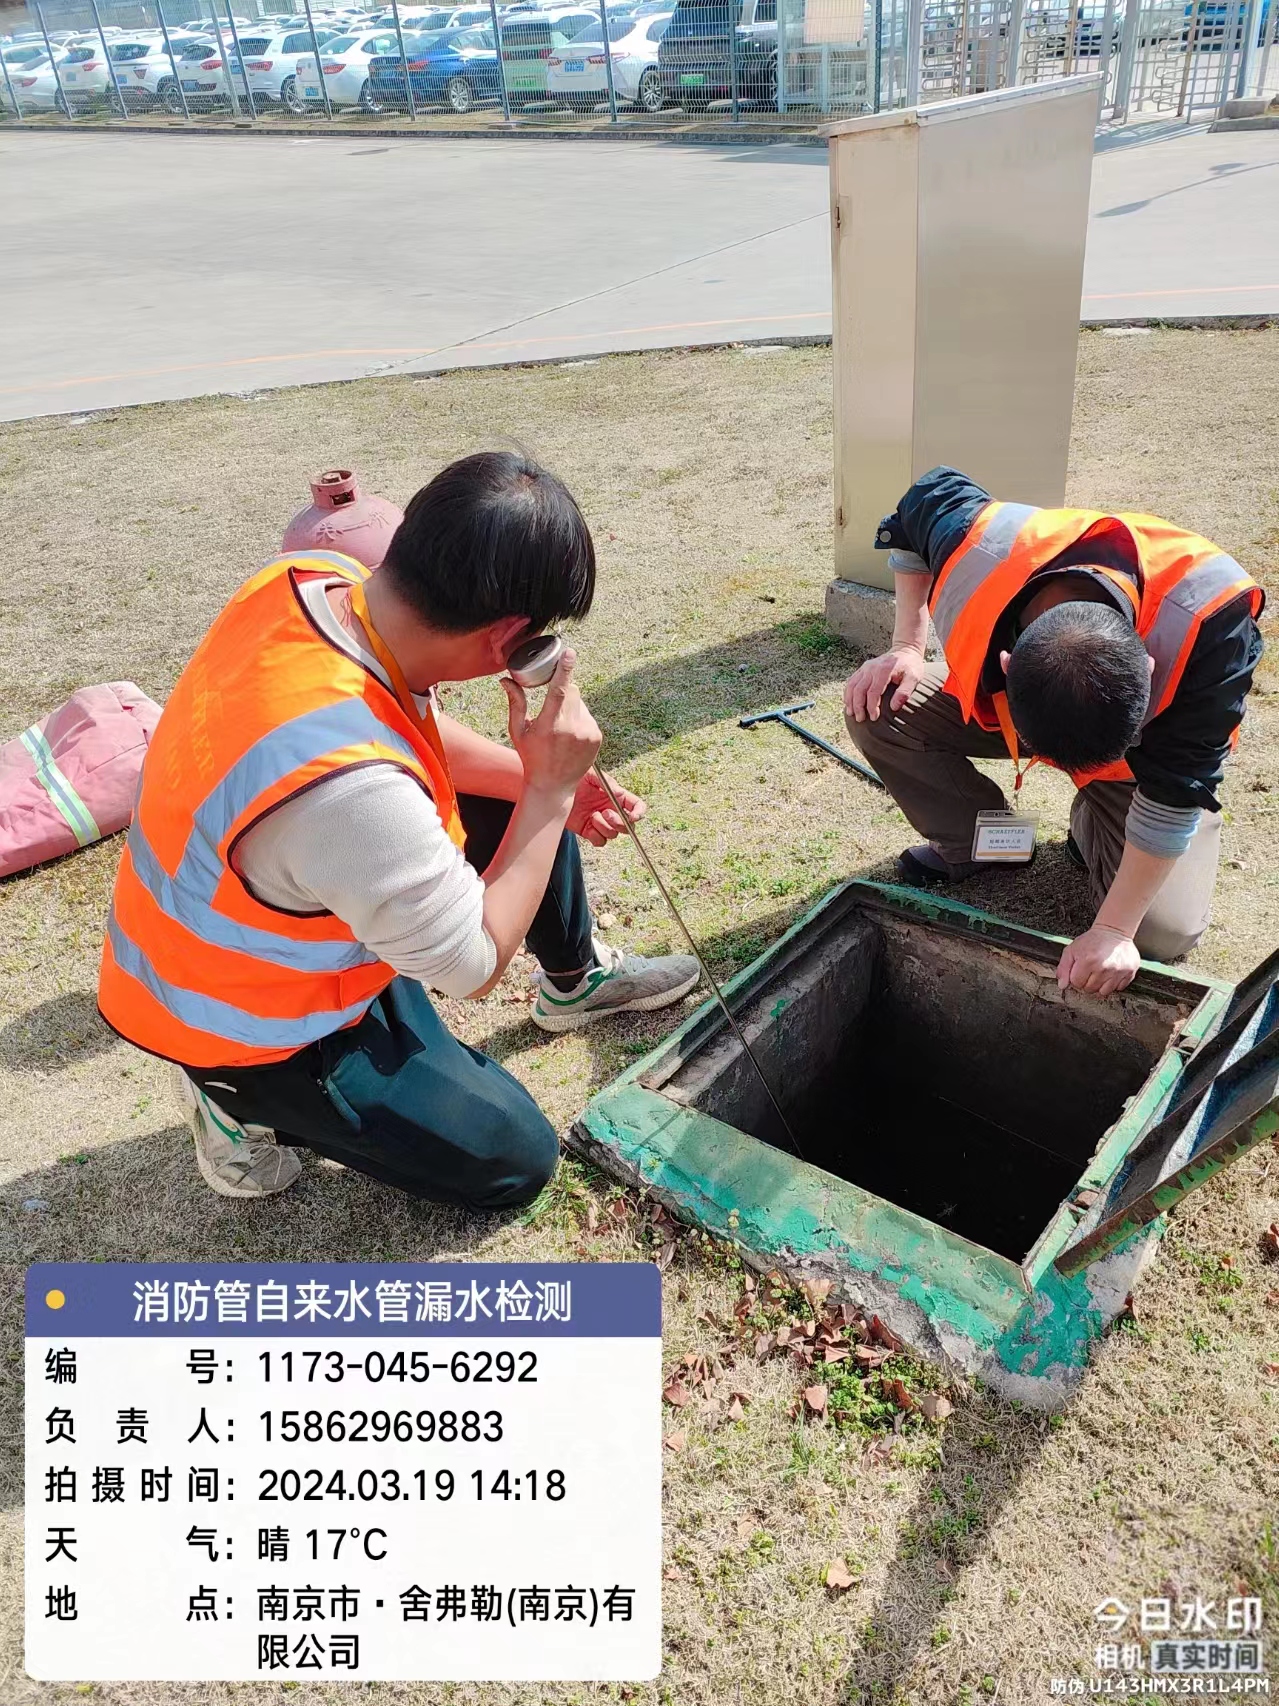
186 794 593 1210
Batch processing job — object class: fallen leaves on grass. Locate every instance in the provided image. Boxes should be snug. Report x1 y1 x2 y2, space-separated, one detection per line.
825 1559 858 1592
803 1384 828 1417
1261 1224 1279 1262
918 1393 954 1423
884 1377 918 1413
663 1381 690 1408
663 1431 686 1453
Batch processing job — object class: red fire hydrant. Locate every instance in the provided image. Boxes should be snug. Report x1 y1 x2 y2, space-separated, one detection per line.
282 469 403 571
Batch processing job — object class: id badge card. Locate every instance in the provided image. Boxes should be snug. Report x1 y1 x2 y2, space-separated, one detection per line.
972 809 1037 863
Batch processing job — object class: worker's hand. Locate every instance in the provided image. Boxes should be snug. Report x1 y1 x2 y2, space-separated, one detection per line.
502 648 601 804
844 646 928 724
1056 924 1141 999
567 770 645 846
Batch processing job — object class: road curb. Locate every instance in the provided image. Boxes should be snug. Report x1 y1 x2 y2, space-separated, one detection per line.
15 321 1276 426
1209 115 1279 131
0 115 827 147
1081 314 1277 329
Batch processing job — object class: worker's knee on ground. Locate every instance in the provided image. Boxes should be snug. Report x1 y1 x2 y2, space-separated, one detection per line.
1133 913 1207 965
463 1110 560 1211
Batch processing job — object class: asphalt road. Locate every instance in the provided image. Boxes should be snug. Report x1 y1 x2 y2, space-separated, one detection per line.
1 124 1276 420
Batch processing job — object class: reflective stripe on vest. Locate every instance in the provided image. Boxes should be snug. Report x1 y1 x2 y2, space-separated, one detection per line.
1145 552 1253 719
123 697 412 974
98 554 463 1068
930 502 1039 654
105 915 376 1051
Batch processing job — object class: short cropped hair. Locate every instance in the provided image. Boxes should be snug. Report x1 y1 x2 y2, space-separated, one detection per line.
382 451 595 634
1005 602 1151 772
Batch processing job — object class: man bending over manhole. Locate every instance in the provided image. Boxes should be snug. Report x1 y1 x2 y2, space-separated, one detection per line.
98 452 697 1201
844 466 1263 999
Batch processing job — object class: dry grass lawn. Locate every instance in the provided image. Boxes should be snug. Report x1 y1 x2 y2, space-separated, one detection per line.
2 330 1278 1705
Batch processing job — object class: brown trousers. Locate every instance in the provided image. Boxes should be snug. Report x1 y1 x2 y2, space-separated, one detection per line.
845 662 1221 962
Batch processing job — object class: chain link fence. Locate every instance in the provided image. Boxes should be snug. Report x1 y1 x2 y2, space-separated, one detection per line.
2 0 1274 125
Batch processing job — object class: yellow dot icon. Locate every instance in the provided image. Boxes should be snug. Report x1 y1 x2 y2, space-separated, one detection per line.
45 1290 66 1310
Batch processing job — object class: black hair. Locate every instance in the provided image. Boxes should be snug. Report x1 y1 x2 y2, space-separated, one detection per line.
1005 602 1150 772
382 451 595 634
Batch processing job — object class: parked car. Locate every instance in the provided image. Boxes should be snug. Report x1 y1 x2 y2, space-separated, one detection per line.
1030 3 1119 58
395 7 457 27
294 26 401 105
54 39 115 106
656 0 776 108
228 27 345 111
122 37 204 111
7 54 65 112
184 15 254 31
368 24 504 110
1183 0 1273 49
163 36 229 110
3 40 55 72
100 37 185 111
547 7 670 108
497 6 598 100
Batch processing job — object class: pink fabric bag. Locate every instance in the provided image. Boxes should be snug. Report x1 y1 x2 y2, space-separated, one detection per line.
0 682 162 879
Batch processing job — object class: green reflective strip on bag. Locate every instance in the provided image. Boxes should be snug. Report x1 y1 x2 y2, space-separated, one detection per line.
19 726 101 847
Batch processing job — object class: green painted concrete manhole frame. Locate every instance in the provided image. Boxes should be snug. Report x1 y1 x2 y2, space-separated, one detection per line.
570 881 1247 1407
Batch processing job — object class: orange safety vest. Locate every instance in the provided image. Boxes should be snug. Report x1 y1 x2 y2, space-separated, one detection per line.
98 551 465 1070
928 502 1263 789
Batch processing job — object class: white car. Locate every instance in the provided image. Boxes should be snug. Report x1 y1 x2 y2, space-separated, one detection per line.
3 38 73 108
163 36 230 110
294 27 402 106
53 38 116 105
547 7 669 109
6 54 64 112
229 25 344 110
104 37 204 111
3 39 55 73
184 15 254 31
97 37 184 110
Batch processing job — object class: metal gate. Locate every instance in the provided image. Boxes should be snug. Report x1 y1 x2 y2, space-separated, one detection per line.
776 0 1276 116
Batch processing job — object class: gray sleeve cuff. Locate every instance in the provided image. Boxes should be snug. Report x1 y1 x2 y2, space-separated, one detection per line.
1125 791 1201 859
888 549 931 576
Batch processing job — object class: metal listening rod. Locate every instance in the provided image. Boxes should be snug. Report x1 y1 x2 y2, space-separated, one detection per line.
587 762 805 1161
505 633 804 1161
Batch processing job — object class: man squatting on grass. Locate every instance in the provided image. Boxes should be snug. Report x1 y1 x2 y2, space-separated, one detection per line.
844 467 1264 998
98 452 698 1202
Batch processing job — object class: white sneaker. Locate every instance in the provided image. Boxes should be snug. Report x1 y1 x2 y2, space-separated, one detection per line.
170 1066 301 1198
531 937 700 1034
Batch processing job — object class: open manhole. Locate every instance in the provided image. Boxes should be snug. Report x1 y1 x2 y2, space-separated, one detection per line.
572 883 1279 1405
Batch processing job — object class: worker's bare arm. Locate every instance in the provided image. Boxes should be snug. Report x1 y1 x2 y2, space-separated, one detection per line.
466 650 602 998
1056 842 1178 997
436 711 525 802
844 572 932 723
436 706 643 847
